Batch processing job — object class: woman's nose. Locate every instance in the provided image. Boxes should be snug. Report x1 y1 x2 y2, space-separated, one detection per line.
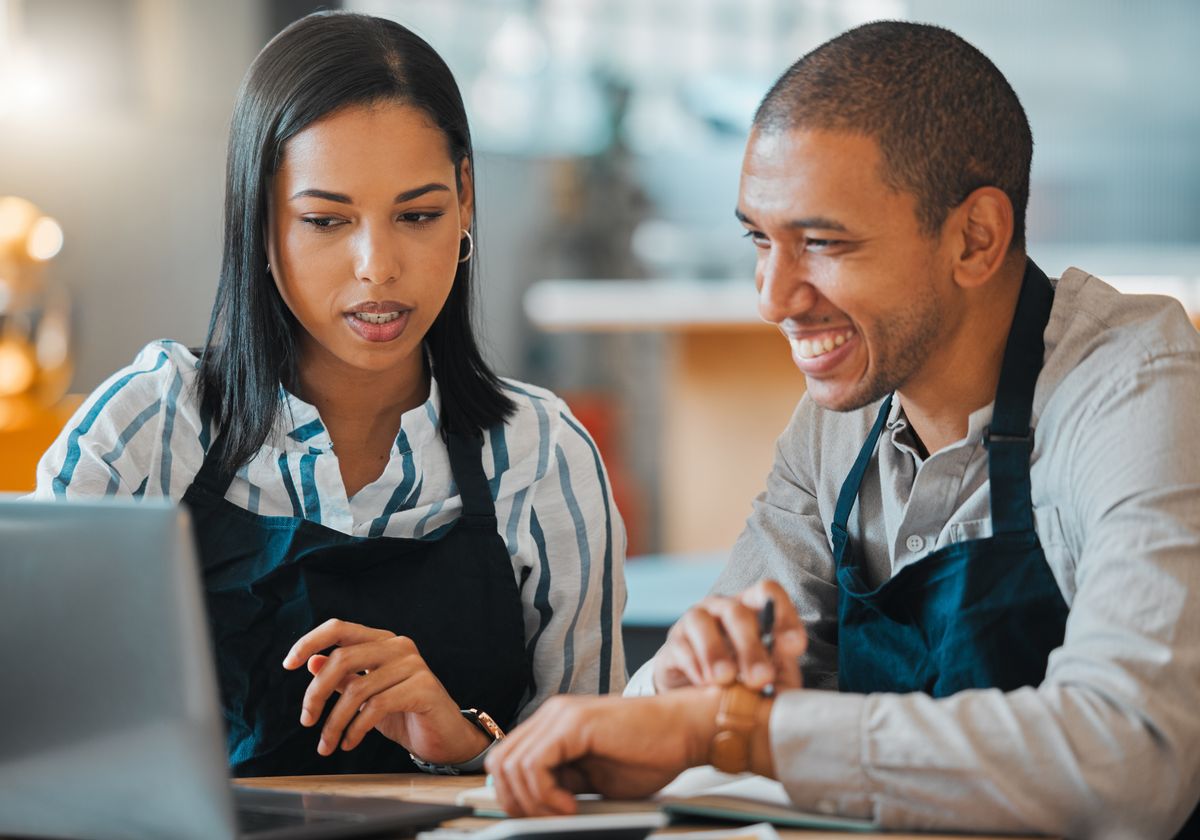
354 224 401 285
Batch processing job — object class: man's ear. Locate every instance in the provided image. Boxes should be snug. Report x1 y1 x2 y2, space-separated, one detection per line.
457 158 474 229
949 186 1013 290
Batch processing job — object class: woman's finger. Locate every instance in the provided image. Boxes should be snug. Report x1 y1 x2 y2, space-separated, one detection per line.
300 639 397 728
315 649 425 753
282 618 392 670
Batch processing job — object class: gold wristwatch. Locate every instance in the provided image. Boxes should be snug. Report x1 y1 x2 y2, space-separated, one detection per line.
709 683 766 773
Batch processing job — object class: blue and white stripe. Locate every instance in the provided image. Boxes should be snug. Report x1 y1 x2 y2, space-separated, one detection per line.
33 340 628 715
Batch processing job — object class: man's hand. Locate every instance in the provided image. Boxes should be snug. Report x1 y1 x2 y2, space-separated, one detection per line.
652 580 807 693
485 688 725 817
283 619 490 764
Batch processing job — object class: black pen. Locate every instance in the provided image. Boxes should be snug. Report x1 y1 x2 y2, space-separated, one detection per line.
758 598 776 697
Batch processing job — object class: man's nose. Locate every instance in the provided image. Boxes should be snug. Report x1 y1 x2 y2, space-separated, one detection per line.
354 222 401 286
757 248 817 324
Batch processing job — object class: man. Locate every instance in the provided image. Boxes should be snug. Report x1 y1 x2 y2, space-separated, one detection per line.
487 21 1200 839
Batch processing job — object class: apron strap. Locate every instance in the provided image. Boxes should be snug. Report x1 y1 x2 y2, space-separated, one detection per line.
447 430 498 520
830 394 893 561
985 260 1054 535
191 428 238 496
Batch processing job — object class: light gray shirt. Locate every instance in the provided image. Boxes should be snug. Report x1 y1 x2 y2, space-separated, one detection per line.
632 268 1200 838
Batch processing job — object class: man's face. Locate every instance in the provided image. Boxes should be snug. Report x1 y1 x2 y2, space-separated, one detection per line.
737 128 953 412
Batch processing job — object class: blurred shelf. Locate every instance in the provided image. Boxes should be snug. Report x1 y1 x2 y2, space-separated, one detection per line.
525 278 767 332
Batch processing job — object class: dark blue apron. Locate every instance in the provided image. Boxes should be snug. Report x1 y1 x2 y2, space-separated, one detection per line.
182 428 531 777
832 259 1068 695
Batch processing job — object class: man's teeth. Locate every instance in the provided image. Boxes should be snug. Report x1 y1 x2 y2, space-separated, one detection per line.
792 330 853 360
353 311 402 325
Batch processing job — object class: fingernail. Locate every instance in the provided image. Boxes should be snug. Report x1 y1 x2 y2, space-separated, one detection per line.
752 664 773 685
713 661 736 683
318 738 329 755
300 709 312 727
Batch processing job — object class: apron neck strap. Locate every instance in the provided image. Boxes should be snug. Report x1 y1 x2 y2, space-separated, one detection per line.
985 259 1054 535
446 430 497 520
832 394 893 538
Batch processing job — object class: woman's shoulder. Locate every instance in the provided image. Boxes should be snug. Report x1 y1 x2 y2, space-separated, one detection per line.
35 340 208 499
496 377 575 438
79 340 203 417
493 377 604 473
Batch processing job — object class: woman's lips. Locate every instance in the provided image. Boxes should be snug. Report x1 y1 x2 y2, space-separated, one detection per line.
344 309 411 342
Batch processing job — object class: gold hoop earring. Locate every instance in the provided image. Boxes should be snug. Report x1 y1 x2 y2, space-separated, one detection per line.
458 229 474 263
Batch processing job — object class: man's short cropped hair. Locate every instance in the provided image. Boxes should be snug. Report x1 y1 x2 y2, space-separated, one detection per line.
755 21 1032 250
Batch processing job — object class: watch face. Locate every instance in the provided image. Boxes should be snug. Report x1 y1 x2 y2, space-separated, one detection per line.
464 708 505 741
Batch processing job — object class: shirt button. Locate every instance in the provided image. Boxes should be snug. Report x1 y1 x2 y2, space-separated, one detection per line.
905 534 926 552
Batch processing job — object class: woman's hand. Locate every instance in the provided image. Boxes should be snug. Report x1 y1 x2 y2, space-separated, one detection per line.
652 580 807 693
282 619 491 764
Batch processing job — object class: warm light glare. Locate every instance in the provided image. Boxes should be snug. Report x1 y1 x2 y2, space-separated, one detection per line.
27 216 64 261
0 196 37 244
0 337 37 396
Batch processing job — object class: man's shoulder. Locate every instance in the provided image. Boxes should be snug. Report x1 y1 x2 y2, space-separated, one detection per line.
1038 267 1200 422
1049 268 1200 364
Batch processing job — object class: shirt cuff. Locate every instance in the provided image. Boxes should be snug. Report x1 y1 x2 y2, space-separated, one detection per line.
769 689 873 820
623 659 658 697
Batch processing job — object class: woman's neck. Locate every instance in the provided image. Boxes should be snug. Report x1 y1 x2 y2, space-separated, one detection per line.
293 344 430 447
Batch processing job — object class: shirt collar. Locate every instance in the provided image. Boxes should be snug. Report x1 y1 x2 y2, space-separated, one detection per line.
885 394 996 456
274 376 443 455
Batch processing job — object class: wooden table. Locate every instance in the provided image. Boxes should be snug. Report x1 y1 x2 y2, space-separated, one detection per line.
241 773 1039 838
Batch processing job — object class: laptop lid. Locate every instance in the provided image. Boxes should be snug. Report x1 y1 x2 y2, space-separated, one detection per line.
0 498 467 840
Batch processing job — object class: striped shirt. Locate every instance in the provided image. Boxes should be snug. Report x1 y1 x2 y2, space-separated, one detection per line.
33 340 627 716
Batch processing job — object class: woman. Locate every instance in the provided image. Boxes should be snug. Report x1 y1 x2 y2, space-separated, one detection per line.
33 12 626 777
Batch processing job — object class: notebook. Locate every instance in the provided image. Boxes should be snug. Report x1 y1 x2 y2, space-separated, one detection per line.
456 766 876 832
0 497 469 840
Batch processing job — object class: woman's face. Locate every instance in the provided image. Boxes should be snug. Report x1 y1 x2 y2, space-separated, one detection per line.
266 102 472 384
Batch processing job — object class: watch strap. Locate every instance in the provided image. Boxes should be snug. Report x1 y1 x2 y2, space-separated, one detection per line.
709 683 763 773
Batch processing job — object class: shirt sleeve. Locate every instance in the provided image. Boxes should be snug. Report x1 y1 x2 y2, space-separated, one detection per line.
515 398 628 719
31 341 205 501
768 352 1200 838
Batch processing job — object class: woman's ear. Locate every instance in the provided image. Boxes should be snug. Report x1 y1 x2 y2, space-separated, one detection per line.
457 158 474 230
950 186 1013 290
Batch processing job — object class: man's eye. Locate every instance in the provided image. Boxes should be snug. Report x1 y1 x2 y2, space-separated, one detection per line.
805 238 839 252
741 230 769 248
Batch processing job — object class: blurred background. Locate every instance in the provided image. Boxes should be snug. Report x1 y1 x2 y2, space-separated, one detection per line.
2 0 1198 641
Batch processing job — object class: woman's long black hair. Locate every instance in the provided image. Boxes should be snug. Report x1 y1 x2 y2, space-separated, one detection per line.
198 12 514 474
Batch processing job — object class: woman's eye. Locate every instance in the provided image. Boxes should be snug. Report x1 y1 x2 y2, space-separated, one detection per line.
398 211 445 225
301 216 342 230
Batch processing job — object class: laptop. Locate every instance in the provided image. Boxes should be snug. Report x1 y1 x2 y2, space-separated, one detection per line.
0 497 470 840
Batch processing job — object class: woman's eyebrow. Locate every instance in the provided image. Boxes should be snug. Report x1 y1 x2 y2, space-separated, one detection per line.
289 183 451 204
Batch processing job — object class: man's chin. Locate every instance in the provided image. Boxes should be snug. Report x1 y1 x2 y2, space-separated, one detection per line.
805 379 888 414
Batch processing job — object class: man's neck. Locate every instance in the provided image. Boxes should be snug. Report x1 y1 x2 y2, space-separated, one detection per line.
899 259 1025 456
